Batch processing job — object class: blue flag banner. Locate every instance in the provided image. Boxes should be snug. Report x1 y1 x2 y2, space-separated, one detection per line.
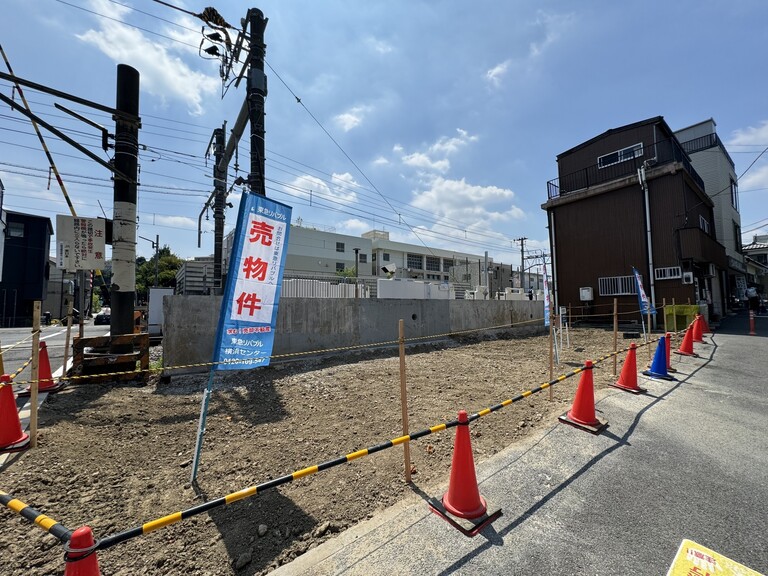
632 267 656 316
542 264 551 328
213 192 292 370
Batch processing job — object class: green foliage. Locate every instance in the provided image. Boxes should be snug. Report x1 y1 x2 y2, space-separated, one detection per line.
335 267 358 278
135 245 182 302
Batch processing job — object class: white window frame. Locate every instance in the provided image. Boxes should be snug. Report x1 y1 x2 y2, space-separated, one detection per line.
699 215 710 234
654 266 682 280
598 275 636 296
598 143 643 169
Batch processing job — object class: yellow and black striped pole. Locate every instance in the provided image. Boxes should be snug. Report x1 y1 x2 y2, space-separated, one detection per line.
0 489 72 544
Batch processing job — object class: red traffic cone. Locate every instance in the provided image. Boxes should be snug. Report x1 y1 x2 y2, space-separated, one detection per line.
64 526 101 576
442 410 487 519
699 315 712 334
610 344 646 394
0 375 30 453
559 361 607 433
692 315 705 344
674 327 697 357
19 341 65 397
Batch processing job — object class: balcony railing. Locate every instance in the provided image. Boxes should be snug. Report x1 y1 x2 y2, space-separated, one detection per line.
679 133 735 169
547 136 705 200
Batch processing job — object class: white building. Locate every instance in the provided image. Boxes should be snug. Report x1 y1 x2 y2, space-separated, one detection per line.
676 119 744 314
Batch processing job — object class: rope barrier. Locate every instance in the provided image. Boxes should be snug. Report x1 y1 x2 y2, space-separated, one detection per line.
0 490 72 544
8 355 33 381
0 331 39 357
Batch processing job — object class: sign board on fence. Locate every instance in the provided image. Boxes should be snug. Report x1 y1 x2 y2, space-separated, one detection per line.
56 215 106 271
212 192 292 370
666 539 764 576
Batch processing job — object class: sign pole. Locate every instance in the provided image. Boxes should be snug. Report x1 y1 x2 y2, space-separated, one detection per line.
30 302 41 448
398 320 411 483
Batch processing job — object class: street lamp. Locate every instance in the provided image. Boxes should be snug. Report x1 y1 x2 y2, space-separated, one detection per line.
139 234 159 287
353 248 360 299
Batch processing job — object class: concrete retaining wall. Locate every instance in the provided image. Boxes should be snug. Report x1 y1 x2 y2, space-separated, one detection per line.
163 296 544 375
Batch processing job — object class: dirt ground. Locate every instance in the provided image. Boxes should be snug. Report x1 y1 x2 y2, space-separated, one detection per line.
1 326 631 575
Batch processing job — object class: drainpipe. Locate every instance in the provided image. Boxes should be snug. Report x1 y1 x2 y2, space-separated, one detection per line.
638 164 657 328
548 211 558 310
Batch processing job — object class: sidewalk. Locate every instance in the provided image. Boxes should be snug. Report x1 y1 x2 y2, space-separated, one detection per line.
274 313 767 575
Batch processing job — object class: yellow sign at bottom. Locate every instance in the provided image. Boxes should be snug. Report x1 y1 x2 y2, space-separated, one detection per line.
667 539 764 576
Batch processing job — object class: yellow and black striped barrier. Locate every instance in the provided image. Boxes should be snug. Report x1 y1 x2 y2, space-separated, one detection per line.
94 355 607 551
0 489 72 544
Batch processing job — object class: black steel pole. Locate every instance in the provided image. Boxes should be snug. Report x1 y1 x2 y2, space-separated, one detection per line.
111 64 140 340
247 9 267 197
212 124 226 292
154 234 159 288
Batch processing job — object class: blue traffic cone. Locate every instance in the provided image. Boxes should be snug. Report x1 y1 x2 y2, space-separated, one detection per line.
642 336 676 381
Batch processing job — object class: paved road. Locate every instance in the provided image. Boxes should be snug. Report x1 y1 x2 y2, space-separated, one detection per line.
274 311 767 575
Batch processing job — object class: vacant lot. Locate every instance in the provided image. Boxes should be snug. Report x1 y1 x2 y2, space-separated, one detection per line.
2 327 629 575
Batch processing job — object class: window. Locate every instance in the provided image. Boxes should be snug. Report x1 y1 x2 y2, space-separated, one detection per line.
336 242 345 253
756 254 767 265
598 275 636 296
335 262 345 272
699 215 710 234
734 222 742 253
358 253 367 264
731 179 739 211
654 266 682 280
426 256 440 271
7 222 24 238
383 253 390 262
407 253 423 269
443 258 454 272
372 253 377 262
598 143 643 169
426 274 441 280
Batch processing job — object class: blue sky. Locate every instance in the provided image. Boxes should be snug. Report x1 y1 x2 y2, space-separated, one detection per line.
1 0 767 266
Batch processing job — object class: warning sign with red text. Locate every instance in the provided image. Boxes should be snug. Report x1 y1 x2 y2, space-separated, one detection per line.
213 192 291 370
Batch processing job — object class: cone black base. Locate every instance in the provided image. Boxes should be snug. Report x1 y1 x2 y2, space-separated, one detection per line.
0 434 30 454
17 381 66 397
641 370 677 381
428 497 502 538
609 382 647 394
558 413 607 435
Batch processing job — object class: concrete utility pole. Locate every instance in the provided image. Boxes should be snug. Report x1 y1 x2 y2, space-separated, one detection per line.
211 124 226 293
515 237 527 290
247 9 267 197
111 64 140 339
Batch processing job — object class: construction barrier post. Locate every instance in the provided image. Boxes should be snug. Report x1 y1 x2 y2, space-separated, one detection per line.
749 310 756 336
610 343 646 394
642 336 676 381
558 361 607 433
441 410 487 519
692 314 705 344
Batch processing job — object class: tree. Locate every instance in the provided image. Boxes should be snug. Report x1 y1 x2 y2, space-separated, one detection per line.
335 267 357 278
135 245 182 302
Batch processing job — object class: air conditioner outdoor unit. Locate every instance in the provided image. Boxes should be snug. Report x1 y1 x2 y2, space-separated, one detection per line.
682 272 694 285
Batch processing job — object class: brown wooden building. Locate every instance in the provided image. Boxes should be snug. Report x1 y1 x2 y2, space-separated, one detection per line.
542 117 727 324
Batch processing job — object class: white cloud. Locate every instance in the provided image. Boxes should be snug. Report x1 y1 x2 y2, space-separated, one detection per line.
728 121 768 146
283 172 360 205
338 218 370 235
76 0 219 116
333 105 373 132
402 152 450 173
485 60 511 88
372 156 389 166
528 11 574 59
365 36 393 54
411 177 524 223
155 214 197 228
737 162 768 191
397 129 478 174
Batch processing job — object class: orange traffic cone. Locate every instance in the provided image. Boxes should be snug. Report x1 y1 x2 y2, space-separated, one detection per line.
0 375 30 453
692 315 705 344
19 341 65 397
64 526 101 576
699 315 712 334
610 344 646 394
442 410 487 519
559 361 607 433
674 327 697 357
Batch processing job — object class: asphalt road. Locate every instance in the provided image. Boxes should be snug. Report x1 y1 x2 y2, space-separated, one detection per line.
273 311 767 575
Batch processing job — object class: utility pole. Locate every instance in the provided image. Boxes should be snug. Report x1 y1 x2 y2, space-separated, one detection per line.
154 234 159 287
111 64 140 340
211 124 226 293
514 237 527 290
247 9 268 197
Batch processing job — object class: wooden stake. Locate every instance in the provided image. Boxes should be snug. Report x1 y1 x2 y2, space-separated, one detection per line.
62 297 74 375
613 298 618 377
398 319 411 483
30 301 41 448
672 298 677 334
548 314 554 401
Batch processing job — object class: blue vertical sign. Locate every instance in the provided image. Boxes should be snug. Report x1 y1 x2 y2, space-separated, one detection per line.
191 192 291 482
214 192 292 369
542 264 551 327
632 267 656 315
